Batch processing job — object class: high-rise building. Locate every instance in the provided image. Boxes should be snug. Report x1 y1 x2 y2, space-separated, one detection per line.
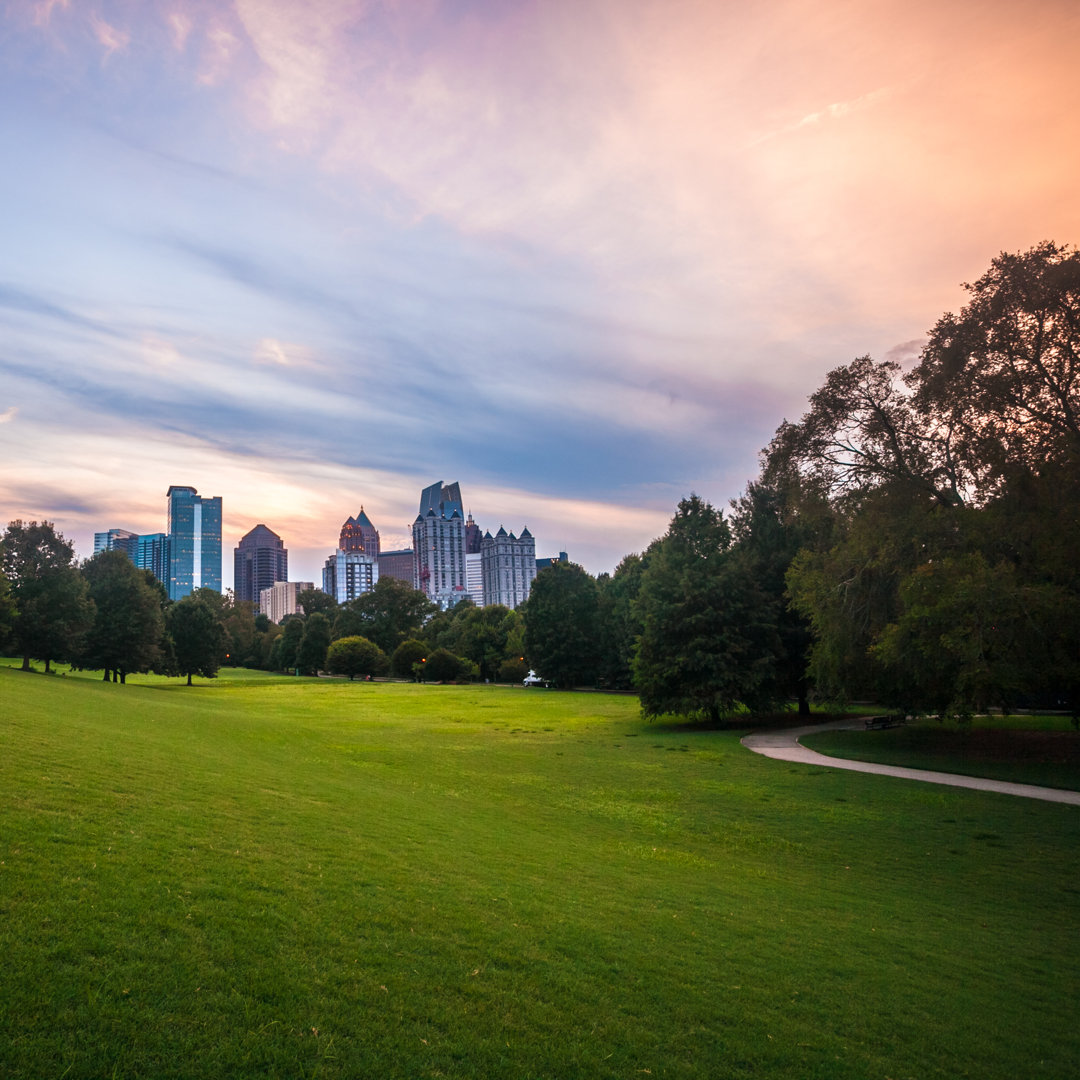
481 526 536 609
465 551 484 606
338 508 380 557
234 524 288 611
412 481 467 609
260 581 315 624
133 533 169 585
536 550 569 572
322 549 379 603
378 548 415 584
167 485 222 601
93 528 169 587
465 511 482 554
94 528 137 556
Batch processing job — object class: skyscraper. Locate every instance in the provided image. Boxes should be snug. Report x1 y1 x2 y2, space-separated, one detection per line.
260 580 315 624
93 528 169 587
322 549 378 602
133 533 169 585
94 528 137 556
167 485 222 601
338 508 380 557
378 548 415 584
234 524 288 610
481 526 537 609
412 481 467 609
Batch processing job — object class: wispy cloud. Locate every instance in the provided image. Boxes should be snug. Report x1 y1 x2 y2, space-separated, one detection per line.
168 11 192 52
32 0 68 28
748 87 893 148
796 88 892 130
0 406 17 424
253 338 315 367
0 284 125 340
90 13 130 58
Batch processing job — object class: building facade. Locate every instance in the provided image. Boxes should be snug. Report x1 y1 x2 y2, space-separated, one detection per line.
133 533 169 584
94 528 137 556
481 526 536 609
322 549 379 603
260 580 315 624
93 528 169 587
234 524 288 611
536 550 569 572
412 481 467 609
167 485 222 601
378 548 415 584
465 551 484 606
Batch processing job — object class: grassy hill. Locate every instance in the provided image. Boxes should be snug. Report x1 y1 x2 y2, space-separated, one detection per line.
1 667 1077 1078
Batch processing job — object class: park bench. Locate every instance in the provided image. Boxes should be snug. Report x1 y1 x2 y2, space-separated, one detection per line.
864 715 905 730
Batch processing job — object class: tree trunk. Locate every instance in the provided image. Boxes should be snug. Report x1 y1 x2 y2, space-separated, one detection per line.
44 658 51 673
187 673 193 686
21 655 30 671
102 669 110 681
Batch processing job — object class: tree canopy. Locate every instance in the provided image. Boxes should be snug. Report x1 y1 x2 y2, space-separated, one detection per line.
634 495 780 721
167 590 227 685
521 561 600 688
326 635 386 680
1 520 94 672
78 550 165 682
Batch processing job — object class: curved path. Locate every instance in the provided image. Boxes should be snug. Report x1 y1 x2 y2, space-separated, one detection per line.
741 719 1080 806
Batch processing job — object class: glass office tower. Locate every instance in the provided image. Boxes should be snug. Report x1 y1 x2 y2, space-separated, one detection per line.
167 485 222 600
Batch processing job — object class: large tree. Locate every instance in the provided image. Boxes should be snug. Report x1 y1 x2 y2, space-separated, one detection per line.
633 495 779 722
297 587 337 617
271 616 305 673
326 635 386 680
444 604 522 682
167 590 227 685
521 561 601 688
0 568 16 652
764 355 966 509
333 578 435 655
595 552 649 691
79 549 165 682
297 612 333 675
774 243 1080 715
1 520 94 671
911 240 1080 489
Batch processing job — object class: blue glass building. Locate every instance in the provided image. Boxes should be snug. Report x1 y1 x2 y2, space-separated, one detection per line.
167 485 222 600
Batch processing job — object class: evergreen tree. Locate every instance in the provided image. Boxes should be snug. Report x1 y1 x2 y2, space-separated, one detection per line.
634 495 779 722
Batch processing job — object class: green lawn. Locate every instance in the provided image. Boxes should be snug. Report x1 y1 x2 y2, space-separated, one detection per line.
802 715 1080 791
1 667 1078 1079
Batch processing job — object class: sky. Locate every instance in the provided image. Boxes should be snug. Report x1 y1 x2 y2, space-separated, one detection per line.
2 0 1079 587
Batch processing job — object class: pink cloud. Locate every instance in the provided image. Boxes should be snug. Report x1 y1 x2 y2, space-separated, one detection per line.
90 13 130 57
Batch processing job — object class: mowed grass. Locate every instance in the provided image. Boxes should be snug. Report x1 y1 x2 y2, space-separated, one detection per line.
1 669 1078 1079
803 715 1080 791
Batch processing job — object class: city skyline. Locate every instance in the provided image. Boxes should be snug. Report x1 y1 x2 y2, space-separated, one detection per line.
2 1 1079 582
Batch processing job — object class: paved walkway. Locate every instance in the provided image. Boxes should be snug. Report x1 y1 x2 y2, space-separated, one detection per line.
741 719 1080 806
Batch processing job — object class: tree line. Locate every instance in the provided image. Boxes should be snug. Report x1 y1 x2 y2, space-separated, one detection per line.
3 243 1077 718
524 242 1080 720
0 532 531 686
